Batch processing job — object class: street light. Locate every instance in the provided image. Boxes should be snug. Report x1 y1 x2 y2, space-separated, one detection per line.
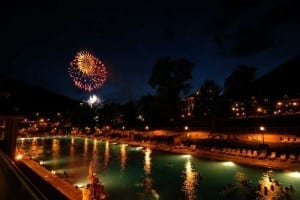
184 126 189 138
259 126 265 144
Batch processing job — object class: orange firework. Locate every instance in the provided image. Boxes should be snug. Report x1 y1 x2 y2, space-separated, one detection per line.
68 51 107 92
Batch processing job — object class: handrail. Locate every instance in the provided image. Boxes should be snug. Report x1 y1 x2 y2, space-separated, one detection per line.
0 150 48 200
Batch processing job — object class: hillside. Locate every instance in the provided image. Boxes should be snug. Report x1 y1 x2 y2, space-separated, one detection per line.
251 54 300 97
0 77 80 115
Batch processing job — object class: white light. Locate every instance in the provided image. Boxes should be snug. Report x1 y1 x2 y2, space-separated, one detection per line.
222 161 235 166
134 147 143 151
182 154 191 158
287 171 300 178
85 94 103 108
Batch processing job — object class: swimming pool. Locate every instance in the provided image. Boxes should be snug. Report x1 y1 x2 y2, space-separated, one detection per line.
17 136 300 200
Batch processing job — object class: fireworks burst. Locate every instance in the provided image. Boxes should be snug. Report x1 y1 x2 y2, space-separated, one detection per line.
69 50 107 92
86 94 103 108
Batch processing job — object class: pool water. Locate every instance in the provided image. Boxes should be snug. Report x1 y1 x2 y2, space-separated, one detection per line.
17 136 300 200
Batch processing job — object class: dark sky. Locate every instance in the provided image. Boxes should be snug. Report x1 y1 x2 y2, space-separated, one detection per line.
2 0 300 103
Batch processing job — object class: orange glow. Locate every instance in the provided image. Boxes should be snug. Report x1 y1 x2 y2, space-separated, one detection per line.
15 153 23 160
120 144 127 170
144 148 151 175
104 141 110 167
182 158 198 199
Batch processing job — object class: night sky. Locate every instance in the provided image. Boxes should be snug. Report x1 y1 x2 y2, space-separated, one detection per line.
2 0 300 103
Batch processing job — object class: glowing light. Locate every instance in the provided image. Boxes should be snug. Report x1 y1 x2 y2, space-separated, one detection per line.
182 154 191 158
15 154 23 160
144 148 152 175
120 144 127 170
182 158 198 199
74 183 86 188
104 141 110 167
287 171 300 178
134 146 143 151
86 94 103 108
68 50 107 92
222 161 235 166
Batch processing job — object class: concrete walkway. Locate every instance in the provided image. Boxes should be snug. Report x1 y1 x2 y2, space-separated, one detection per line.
21 158 82 200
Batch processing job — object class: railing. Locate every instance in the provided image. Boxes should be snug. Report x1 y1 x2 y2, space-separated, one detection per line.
0 150 47 200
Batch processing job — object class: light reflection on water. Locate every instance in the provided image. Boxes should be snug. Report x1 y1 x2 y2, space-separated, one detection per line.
120 144 127 171
17 137 300 200
182 158 199 200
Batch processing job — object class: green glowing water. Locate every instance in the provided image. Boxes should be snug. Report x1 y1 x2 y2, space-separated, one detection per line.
17 136 300 200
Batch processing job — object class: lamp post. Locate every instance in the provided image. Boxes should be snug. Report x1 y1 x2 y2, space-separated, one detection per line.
259 126 265 144
184 125 189 138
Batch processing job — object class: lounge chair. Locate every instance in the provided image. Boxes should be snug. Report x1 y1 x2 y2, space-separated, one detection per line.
210 147 216 152
280 153 286 161
258 151 267 159
252 150 258 158
242 149 247 157
230 148 238 156
246 149 253 157
268 152 276 160
289 154 296 162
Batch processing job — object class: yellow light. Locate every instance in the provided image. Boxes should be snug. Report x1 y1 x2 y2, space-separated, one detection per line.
15 154 23 161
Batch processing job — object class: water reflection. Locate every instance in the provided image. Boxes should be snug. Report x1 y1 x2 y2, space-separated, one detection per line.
84 138 88 156
93 139 97 153
92 139 98 164
142 148 159 199
120 144 127 171
51 138 60 168
104 141 110 167
182 158 198 200
70 137 75 167
257 170 296 200
144 148 151 175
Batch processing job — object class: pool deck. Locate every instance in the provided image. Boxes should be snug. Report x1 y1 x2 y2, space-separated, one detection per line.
98 137 300 171
21 157 82 200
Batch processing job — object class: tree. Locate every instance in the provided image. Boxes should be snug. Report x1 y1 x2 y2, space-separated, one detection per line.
223 65 257 119
149 57 194 126
98 103 122 128
121 101 139 128
193 80 222 131
223 65 257 99
137 94 156 126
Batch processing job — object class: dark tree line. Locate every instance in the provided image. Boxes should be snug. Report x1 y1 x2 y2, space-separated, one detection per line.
73 58 261 132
